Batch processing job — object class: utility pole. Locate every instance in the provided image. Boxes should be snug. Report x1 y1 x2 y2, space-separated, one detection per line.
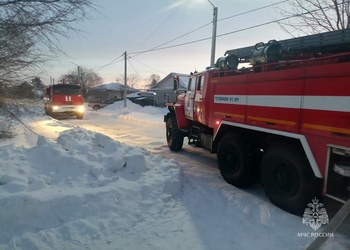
208 0 218 67
71 61 82 88
124 51 127 108
78 66 80 85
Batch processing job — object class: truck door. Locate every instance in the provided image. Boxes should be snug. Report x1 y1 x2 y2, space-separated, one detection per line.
193 75 205 123
184 76 196 120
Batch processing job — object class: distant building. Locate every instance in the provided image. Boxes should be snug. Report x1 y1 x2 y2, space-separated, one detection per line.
87 82 137 102
149 72 189 107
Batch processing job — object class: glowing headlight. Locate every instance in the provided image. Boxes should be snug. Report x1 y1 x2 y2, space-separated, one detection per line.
52 106 59 111
77 105 85 113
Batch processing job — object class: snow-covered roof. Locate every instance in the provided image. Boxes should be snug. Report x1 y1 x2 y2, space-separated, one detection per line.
92 82 136 91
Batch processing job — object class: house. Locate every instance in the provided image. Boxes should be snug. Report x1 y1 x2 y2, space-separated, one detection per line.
149 72 189 106
87 82 137 102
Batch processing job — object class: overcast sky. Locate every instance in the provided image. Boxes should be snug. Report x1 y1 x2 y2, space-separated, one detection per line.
40 0 291 88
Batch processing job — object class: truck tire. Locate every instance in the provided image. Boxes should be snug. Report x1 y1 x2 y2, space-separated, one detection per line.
76 113 84 119
166 115 184 151
93 105 100 111
217 134 260 188
261 145 321 215
44 106 49 115
48 108 56 119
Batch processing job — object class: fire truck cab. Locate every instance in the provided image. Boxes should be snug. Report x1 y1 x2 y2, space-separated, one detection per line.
44 83 85 119
165 29 350 214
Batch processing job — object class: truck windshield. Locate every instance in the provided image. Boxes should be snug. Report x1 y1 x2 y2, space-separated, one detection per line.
52 85 81 95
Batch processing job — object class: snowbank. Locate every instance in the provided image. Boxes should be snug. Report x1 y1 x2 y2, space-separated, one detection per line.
99 99 168 126
0 128 182 249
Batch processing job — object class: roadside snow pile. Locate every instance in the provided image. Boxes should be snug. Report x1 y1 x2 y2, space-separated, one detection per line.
102 100 168 126
0 127 183 249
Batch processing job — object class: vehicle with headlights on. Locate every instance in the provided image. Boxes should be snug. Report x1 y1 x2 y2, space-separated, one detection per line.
44 83 84 119
88 99 114 111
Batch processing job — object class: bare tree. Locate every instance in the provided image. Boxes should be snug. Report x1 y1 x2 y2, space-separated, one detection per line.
0 1 96 138
277 0 349 35
0 0 95 88
61 67 103 98
146 74 161 89
118 73 141 88
126 73 141 88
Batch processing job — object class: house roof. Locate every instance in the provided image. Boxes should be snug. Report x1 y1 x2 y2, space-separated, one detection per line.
92 82 137 91
151 72 188 90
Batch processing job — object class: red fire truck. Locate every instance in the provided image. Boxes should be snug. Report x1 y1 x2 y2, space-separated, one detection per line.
44 83 85 119
164 29 350 214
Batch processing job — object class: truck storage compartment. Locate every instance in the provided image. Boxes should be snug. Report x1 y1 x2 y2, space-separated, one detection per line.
325 145 350 203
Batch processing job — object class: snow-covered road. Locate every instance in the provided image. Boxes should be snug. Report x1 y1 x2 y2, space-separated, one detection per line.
2 100 347 250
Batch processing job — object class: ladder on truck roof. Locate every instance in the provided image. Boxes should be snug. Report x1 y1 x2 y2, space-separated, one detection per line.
224 29 350 63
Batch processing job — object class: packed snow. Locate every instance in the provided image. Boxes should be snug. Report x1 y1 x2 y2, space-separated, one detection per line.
0 100 349 250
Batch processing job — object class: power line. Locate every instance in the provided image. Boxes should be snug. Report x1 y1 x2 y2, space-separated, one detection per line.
129 56 167 75
217 5 334 38
128 4 334 54
136 1 186 50
94 53 124 72
94 1 335 72
129 0 291 55
127 57 145 83
93 1 289 70
125 60 143 88
131 21 212 57
218 0 290 22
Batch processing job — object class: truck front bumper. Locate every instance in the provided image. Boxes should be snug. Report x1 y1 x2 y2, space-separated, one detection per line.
51 105 84 114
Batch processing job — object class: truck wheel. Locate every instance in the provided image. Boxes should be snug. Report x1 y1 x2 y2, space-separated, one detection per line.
166 115 184 151
261 146 321 215
48 108 56 119
217 134 260 188
93 105 100 111
76 113 84 119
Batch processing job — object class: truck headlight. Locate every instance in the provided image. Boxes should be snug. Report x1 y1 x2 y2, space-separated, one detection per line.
77 105 84 113
52 106 59 111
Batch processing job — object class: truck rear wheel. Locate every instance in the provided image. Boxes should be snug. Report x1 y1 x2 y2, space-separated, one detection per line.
261 145 321 215
217 134 260 188
166 115 184 151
